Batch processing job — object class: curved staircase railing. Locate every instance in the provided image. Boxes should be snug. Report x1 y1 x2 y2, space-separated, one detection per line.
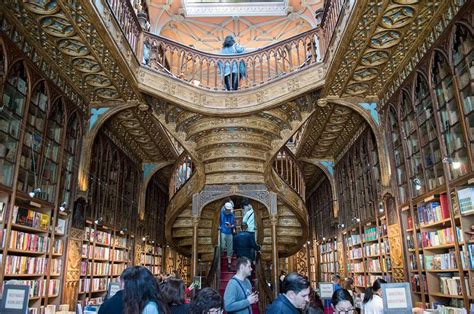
272 146 305 200
204 244 221 291
102 0 347 90
169 153 194 200
142 28 320 90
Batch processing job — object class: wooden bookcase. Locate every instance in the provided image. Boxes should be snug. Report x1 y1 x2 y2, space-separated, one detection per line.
319 239 338 282
140 242 163 278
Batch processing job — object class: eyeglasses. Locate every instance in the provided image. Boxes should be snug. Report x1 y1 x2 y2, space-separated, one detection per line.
208 308 223 314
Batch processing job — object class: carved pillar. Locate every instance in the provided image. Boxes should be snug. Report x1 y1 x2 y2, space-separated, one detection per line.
62 228 84 310
270 215 279 298
192 216 200 280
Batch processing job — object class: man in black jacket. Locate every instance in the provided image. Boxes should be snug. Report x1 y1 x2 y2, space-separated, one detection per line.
233 223 260 261
266 273 310 314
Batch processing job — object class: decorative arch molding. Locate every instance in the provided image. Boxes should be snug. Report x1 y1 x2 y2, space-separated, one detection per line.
77 102 140 192
325 97 392 189
192 184 277 217
138 161 175 219
299 158 339 217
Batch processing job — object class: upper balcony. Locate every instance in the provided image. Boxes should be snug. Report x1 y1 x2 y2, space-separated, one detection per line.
103 0 349 92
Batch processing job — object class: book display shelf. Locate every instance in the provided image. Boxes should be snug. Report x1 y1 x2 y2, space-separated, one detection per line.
0 192 68 313
319 240 337 282
79 221 134 306
140 242 163 278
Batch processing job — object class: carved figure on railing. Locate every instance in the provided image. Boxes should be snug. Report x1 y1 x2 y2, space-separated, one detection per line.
218 35 246 91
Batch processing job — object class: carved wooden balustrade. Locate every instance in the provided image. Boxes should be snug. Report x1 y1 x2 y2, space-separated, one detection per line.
142 28 321 90
318 0 346 60
103 0 348 89
273 147 305 200
169 153 194 200
105 0 142 52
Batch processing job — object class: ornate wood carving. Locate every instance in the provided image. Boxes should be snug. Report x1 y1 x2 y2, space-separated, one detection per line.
62 228 84 310
387 224 404 282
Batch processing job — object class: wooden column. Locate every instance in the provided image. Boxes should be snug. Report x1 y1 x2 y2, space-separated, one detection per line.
192 217 199 280
270 215 279 298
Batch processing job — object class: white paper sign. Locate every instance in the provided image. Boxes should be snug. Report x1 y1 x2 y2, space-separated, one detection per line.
386 287 408 308
5 289 26 309
319 282 334 299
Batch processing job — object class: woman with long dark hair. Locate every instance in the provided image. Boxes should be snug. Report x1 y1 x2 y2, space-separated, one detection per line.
305 288 324 314
121 266 169 314
362 278 386 314
161 278 190 314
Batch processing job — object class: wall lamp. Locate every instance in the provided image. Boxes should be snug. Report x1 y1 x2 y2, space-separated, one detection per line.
443 157 461 170
413 178 422 191
94 217 104 226
29 188 41 198
59 202 67 212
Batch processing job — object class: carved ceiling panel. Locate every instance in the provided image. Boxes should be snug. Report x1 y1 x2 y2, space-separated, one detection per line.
323 0 456 99
297 103 365 160
301 162 325 193
3 0 140 103
106 107 177 162
148 0 323 52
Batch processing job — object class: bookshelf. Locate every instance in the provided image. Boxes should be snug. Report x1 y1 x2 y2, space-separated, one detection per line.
140 242 163 278
345 226 366 291
319 239 338 282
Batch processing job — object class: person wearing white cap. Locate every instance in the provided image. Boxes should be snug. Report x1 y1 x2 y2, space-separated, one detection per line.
220 201 235 271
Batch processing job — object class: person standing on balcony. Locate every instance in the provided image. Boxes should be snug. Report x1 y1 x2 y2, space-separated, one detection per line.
220 201 236 271
219 35 246 91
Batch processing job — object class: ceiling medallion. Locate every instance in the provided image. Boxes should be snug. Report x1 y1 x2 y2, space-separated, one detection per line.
353 67 379 82
380 5 416 29
370 29 401 49
23 0 60 15
72 57 101 73
346 82 370 96
392 0 420 5
39 15 75 38
84 73 111 87
95 87 119 100
57 38 89 56
360 50 390 66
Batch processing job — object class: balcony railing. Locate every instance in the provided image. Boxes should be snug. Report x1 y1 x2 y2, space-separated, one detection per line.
142 28 320 90
273 147 305 200
169 153 194 200
319 0 346 59
103 0 347 90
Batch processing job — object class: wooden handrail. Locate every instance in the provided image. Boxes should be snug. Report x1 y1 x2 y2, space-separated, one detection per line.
273 147 306 200
318 0 346 60
256 252 273 312
169 153 194 200
104 0 142 52
142 28 321 90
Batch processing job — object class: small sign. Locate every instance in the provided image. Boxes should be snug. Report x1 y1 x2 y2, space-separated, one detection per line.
0 285 29 314
193 276 202 290
106 282 121 300
319 282 334 299
381 282 412 314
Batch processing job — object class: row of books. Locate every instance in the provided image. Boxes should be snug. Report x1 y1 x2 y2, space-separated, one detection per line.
367 259 382 272
364 242 389 256
144 244 162 255
146 265 161 275
439 275 470 296
319 241 337 253
79 277 110 293
320 254 336 263
12 206 49 230
320 264 337 272
346 234 361 246
417 195 450 226
425 250 462 270
364 226 378 241
141 255 161 265
4 255 47 275
421 227 463 247
113 249 129 261
409 253 423 270
354 275 367 287
349 262 364 272
7 229 49 252
49 258 62 275
82 245 111 260
410 273 427 292
85 227 112 246
349 247 362 259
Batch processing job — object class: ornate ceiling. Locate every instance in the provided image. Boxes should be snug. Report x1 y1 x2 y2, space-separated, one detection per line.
1 0 177 164
297 103 366 159
147 0 323 51
323 0 454 99
301 162 325 193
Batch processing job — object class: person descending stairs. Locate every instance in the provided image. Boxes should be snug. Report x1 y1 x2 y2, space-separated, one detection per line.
221 255 259 314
